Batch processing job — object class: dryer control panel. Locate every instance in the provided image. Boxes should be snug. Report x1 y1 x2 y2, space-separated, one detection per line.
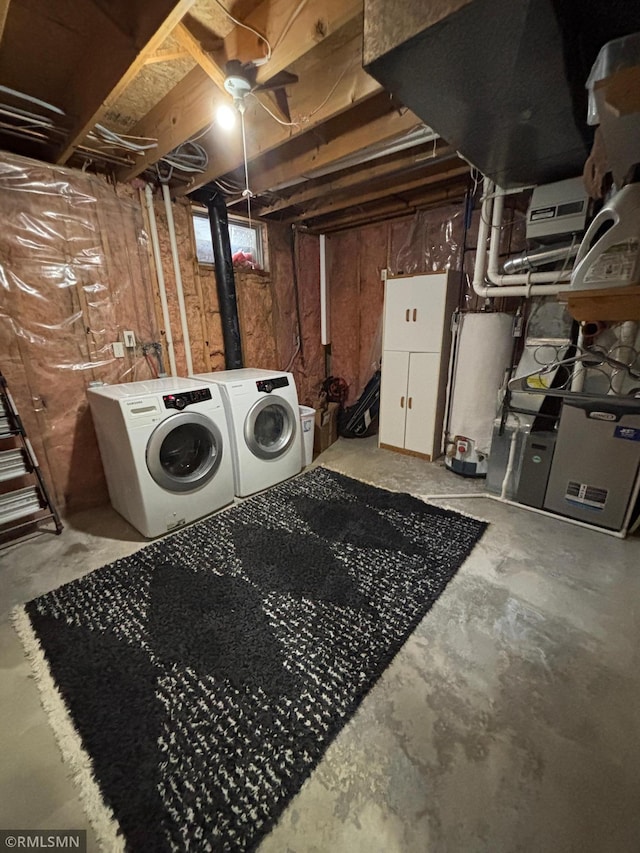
163 388 212 410
256 376 289 393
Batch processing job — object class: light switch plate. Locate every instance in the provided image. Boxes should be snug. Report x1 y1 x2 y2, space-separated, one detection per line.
123 330 136 348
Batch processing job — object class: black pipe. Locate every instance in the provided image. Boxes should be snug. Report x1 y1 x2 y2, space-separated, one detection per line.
206 192 243 369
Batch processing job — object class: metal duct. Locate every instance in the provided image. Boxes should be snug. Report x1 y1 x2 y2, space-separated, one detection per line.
503 242 579 275
206 192 243 370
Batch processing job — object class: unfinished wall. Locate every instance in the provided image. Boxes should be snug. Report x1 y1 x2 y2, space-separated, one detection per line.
0 152 160 512
268 224 324 408
323 198 525 406
0 153 322 513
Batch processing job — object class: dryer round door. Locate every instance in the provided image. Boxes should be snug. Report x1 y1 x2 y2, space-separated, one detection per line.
146 412 223 493
244 395 297 460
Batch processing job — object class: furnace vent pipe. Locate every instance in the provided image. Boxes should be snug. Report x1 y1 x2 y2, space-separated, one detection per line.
503 242 579 274
472 179 573 298
206 193 243 370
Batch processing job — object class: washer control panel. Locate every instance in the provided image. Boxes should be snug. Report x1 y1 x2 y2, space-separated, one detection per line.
256 376 289 394
163 388 212 410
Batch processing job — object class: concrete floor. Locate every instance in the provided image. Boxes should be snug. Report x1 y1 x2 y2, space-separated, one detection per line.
1 436 640 852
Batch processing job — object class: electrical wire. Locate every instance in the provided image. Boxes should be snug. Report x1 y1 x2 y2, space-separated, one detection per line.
301 63 351 122
211 0 272 64
272 0 308 50
93 124 157 151
248 92 299 127
0 85 65 115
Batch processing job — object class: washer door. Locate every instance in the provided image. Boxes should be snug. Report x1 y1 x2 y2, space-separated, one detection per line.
146 412 223 493
244 396 296 460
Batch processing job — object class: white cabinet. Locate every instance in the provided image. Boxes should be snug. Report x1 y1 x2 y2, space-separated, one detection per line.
379 272 455 460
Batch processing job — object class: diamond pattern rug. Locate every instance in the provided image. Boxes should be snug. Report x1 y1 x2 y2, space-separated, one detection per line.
15 467 487 851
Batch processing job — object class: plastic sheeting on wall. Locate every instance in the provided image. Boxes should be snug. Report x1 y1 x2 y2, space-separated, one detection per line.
388 203 465 276
0 151 160 510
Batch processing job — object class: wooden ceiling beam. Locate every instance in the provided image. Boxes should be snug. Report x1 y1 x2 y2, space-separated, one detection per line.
144 48 191 64
259 140 453 215
56 0 194 164
281 162 470 223
173 20 226 89
217 0 362 84
118 0 364 183
238 101 424 201
303 182 469 234
0 0 10 46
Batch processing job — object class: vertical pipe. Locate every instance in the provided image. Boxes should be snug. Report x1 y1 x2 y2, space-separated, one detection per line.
319 233 330 345
144 184 177 377
206 193 243 370
570 324 586 392
161 183 193 376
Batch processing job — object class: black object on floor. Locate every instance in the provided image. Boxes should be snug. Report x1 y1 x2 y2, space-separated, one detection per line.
339 369 381 438
18 467 487 852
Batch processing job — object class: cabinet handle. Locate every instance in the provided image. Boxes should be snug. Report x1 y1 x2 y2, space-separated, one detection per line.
408 397 413 409
405 308 410 322
400 396 405 408
413 308 417 322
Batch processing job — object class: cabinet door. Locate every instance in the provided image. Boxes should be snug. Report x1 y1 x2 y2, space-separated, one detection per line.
404 351 442 457
383 274 449 353
379 350 409 449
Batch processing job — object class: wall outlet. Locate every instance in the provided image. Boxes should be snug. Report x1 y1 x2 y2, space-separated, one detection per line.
123 330 136 348
112 341 125 358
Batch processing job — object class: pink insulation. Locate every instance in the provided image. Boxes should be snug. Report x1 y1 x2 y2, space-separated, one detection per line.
0 152 160 511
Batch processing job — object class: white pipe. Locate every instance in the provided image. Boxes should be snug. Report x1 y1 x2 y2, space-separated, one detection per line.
571 325 586 392
441 311 460 455
144 184 177 377
162 183 193 376
472 179 573 299
320 233 330 345
500 415 520 500
420 492 628 538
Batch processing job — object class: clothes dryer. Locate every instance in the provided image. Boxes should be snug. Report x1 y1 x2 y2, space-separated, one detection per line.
192 369 302 497
88 377 234 538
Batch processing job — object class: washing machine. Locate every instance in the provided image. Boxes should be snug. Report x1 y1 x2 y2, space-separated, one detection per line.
192 368 302 497
88 377 234 538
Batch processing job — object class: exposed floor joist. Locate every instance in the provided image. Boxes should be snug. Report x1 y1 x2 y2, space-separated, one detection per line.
257 140 454 216
56 0 195 164
173 19 226 89
0 0 10 45
230 95 424 201
118 0 363 182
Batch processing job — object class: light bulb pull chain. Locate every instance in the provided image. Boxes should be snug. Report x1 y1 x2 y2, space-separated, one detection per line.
240 107 253 227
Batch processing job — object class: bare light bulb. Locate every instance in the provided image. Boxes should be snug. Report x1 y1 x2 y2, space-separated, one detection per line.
216 103 236 130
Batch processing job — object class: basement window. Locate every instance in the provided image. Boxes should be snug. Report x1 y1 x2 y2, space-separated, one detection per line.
192 211 264 270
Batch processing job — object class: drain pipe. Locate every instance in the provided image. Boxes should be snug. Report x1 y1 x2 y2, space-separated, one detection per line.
472 179 573 299
162 183 193 376
206 192 243 369
144 184 177 377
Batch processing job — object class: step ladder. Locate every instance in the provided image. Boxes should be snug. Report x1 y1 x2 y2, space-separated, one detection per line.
0 371 63 541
